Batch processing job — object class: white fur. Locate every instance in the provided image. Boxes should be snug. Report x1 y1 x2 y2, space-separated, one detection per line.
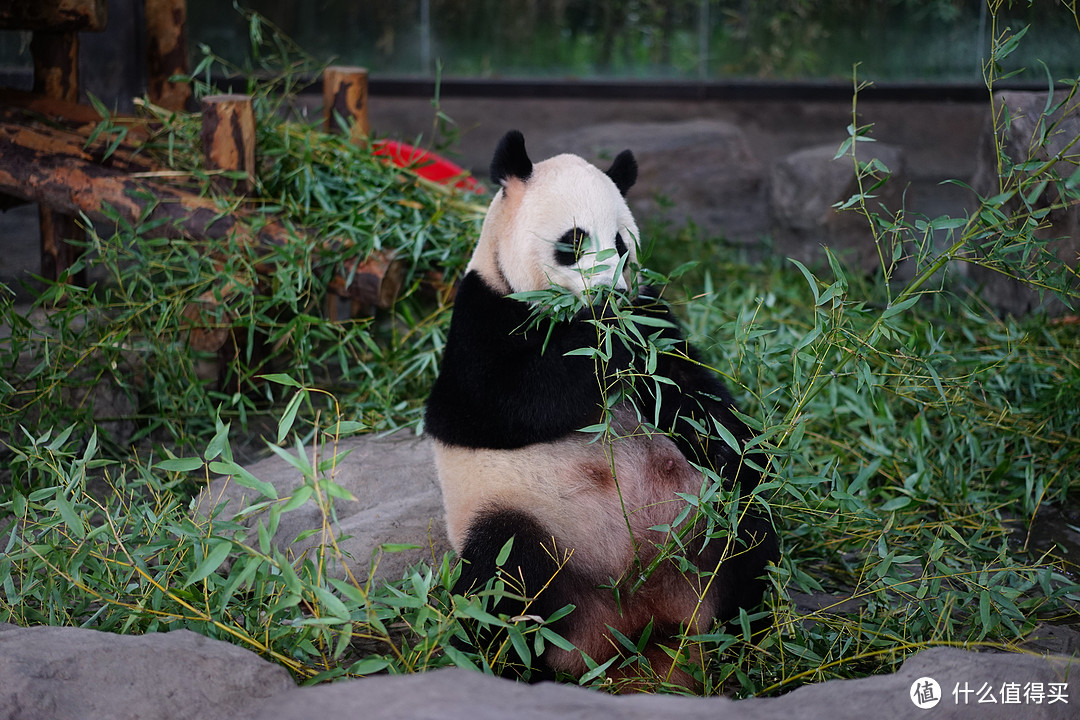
467 153 640 296
434 405 703 578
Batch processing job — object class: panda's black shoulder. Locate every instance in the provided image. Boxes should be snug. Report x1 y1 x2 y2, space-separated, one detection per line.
424 270 609 450
443 270 527 343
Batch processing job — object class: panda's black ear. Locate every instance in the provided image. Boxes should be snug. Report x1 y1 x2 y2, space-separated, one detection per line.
606 150 637 197
490 130 533 188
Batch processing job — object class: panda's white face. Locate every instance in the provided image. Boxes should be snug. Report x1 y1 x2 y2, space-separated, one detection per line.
468 134 640 299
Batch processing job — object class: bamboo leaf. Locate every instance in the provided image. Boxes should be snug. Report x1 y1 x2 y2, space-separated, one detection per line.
186 541 233 587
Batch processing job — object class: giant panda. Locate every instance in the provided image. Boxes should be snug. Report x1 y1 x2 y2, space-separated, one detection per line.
424 130 777 688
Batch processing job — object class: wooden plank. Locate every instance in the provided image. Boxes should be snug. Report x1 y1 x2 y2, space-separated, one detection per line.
0 0 108 32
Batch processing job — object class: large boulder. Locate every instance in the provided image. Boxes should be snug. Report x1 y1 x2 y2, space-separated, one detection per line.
194 430 449 584
968 90 1080 315
769 141 906 274
0 624 295 720
539 119 768 243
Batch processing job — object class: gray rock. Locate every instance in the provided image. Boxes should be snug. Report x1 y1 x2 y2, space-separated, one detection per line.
253 645 1079 720
755 646 1078 720
194 430 449 584
0 624 1075 720
1021 623 1080 658
539 119 768 243
769 141 906 274
968 90 1080 315
255 666 728 720
0 625 294 720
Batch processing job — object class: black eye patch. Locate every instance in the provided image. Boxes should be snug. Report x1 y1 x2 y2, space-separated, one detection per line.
615 232 628 257
555 227 588 266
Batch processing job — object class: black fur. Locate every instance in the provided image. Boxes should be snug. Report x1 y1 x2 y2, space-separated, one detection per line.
628 291 779 619
614 232 628 258
425 273 757 485
490 130 533 187
425 270 630 449
709 511 779 628
605 149 638 197
629 291 753 474
554 228 587 267
452 507 573 679
424 272 778 598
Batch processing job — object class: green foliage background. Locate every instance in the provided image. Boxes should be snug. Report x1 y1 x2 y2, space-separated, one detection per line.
185 0 1080 82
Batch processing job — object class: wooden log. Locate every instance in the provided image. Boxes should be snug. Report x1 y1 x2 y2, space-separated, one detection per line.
31 30 85 283
181 283 238 352
0 127 235 239
0 124 402 311
330 248 405 308
0 120 159 174
321 66 379 318
0 87 148 136
0 90 150 211
145 0 192 111
0 92 98 130
39 211 84 281
200 94 255 194
197 94 254 357
322 66 369 143
1 0 107 32
31 32 79 103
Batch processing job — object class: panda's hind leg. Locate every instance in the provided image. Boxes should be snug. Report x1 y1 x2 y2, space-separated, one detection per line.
451 507 574 680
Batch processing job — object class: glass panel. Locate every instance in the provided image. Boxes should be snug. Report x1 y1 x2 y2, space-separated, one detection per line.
182 1 1080 83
